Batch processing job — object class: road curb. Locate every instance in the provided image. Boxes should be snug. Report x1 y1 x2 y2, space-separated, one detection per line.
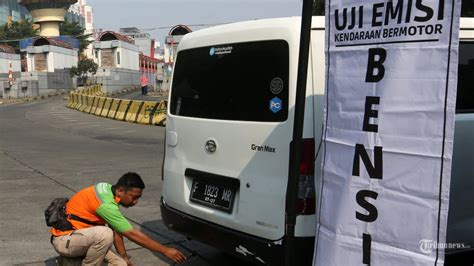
0 91 71 105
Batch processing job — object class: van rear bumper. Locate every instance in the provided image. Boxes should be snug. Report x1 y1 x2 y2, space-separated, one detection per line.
160 197 314 265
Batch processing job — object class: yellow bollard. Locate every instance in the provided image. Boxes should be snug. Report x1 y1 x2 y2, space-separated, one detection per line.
88 97 99 114
67 92 74 108
83 96 94 113
70 93 79 109
125 101 144 123
79 95 90 112
94 97 106 116
115 100 132 121
108 99 121 119
100 98 112 117
137 101 159 125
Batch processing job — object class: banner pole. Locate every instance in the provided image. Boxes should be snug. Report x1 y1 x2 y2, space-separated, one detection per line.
284 0 313 265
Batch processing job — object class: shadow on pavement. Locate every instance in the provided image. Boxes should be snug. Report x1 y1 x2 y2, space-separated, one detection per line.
43 257 58 266
142 220 254 266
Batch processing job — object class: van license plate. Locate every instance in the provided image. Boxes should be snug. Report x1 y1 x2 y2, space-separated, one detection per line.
190 180 235 213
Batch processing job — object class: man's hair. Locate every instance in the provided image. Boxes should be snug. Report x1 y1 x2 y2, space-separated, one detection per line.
115 172 145 190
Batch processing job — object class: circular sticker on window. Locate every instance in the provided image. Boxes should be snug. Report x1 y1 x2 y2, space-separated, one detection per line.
270 77 284 95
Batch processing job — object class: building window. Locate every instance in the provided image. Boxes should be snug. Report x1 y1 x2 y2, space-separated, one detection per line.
116 51 120 65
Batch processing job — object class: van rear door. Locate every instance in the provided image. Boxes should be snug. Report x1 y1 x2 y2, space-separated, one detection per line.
163 40 292 240
446 40 474 251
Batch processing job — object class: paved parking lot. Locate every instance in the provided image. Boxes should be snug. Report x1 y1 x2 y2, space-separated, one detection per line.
2 92 473 265
0 95 252 265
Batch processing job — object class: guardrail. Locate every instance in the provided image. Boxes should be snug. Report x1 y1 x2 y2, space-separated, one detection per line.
67 85 167 126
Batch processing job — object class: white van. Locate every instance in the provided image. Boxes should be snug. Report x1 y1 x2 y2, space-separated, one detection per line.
160 16 474 265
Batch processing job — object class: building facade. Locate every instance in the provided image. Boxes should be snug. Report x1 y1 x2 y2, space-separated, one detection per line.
0 0 93 44
1 37 78 98
93 31 140 93
0 44 20 73
68 0 94 58
23 37 78 72
118 27 164 90
119 27 155 57
165 24 192 63
0 0 30 25
66 4 85 27
69 0 93 34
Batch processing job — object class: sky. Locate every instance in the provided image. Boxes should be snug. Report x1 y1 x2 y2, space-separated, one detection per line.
87 0 303 46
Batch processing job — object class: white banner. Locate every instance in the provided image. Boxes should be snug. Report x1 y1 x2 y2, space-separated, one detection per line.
314 1 461 265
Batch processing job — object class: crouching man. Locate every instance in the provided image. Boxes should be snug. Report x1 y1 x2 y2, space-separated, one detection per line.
50 172 186 265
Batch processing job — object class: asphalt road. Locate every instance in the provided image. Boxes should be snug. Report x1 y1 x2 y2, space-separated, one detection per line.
0 93 251 266
1 91 472 266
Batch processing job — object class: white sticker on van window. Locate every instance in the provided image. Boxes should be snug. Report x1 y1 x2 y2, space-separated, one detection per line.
210 46 233 56
270 77 284 94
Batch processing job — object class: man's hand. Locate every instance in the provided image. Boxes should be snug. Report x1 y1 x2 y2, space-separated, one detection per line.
123 229 186 263
123 256 134 266
114 231 133 265
163 247 187 264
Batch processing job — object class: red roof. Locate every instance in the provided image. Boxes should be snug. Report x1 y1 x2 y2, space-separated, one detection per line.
168 24 192 36
33 37 73 49
98 31 135 44
0 44 16 54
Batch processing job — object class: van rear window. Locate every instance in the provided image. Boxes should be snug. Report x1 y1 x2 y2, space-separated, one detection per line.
170 40 289 122
457 42 474 113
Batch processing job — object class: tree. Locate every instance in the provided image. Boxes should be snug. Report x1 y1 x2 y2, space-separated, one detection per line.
70 58 98 86
0 19 39 52
60 21 93 55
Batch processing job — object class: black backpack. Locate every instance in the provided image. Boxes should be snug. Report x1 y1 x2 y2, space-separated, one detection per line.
44 197 74 231
45 197 102 231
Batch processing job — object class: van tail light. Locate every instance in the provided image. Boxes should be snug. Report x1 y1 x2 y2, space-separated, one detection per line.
297 138 316 215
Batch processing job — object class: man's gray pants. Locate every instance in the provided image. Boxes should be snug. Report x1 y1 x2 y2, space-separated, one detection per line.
52 226 127 266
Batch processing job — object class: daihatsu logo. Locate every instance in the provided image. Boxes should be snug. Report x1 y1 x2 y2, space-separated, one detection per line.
205 140 217 153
